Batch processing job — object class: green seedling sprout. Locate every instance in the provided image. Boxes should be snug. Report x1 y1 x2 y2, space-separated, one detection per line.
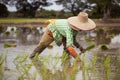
4 43 17 48
4 31 10 37
11 27 15 32
0 53 8 80
103 56 111 80
0 54 5 80
84 44 96 52
13 53 33 80
100 44 109 50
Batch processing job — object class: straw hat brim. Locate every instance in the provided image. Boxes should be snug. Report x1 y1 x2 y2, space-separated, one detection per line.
67 16 96 31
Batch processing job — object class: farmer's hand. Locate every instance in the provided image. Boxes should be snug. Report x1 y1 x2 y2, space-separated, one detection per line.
79 46 85 53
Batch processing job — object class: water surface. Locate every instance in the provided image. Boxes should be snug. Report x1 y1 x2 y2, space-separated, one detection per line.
0 26 120 80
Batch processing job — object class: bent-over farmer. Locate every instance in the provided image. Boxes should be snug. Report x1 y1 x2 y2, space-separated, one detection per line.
30 12 96 62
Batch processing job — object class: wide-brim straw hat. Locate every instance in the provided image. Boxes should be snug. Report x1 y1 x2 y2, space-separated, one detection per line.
67 12 96 31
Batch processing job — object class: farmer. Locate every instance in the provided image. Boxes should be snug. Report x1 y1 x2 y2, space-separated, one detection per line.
30 12 96 62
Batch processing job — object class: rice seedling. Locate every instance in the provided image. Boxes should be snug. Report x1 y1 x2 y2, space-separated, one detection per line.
13 53 35 80
112 54 120 80
33 54 61 80
107 33 115 38
0 54 4 80
4 31 10 37
0 53 7 80
30 51 82 80
15 29 20 35
82 48 120 80
12 47 120 80
4 43 17 48
100 44 109 50
81 53 86 80
82 53 97 80
11 27 15 32
70 57 81 80
84 44 96 52
91 55 97 73
85 37 95 42
103 56 111 80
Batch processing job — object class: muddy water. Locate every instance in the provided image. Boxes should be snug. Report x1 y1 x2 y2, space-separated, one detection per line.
0 26 120 80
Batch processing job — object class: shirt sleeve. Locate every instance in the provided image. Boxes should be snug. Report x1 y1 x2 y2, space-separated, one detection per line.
66 29 74 47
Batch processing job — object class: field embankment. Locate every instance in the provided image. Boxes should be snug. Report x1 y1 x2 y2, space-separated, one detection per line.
0 18 120 27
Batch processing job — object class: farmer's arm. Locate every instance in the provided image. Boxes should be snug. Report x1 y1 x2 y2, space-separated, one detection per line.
73 37 84 53
66 31 80 61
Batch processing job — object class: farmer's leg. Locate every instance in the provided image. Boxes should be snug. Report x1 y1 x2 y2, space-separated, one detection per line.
30 28 54 59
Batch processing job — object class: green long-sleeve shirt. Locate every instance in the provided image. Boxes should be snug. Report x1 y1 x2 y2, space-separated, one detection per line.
48 19 78 47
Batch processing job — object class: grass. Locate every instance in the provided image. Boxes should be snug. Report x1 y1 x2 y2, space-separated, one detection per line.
0 18 48 24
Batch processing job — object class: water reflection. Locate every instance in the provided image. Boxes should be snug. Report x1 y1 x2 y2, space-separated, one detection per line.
0 26 120 46
111 34 120 43
95 28 111 45
17 27 41 44
94 27 120 45
0 26 44 45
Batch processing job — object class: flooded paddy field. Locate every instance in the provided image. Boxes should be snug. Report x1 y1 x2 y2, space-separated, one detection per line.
0 24 120 80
